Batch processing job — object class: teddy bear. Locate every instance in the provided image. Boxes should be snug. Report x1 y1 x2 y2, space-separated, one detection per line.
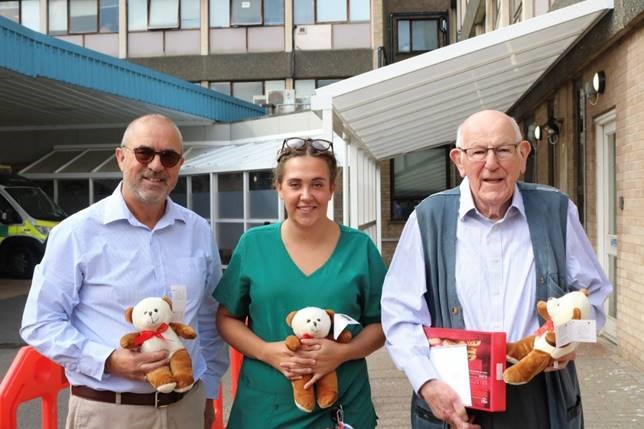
284 306 353 413
120 296 197 393
503 289 591 385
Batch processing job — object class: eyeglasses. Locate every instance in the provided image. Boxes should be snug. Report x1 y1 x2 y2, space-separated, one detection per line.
121 146 182 168
277 138 333 161
458 143 520 162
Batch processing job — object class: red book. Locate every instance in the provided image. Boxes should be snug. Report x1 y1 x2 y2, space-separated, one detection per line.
424 327 507 412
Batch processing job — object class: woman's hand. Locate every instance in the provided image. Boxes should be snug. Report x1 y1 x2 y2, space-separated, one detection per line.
289 338 348 389
261 341 316 380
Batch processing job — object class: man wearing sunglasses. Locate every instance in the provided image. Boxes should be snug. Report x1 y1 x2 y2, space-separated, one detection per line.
21 114 228 429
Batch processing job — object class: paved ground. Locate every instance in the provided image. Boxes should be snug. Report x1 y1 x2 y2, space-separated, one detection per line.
2 278 643 428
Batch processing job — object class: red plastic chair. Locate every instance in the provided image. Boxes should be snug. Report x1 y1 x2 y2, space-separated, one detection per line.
0 346 243 429
0 346 68 429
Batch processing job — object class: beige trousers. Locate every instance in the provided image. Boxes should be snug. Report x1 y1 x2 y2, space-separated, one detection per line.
66 381 205 429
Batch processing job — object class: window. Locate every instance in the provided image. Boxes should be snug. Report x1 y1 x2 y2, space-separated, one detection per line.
0 1 19 22
390 146 449 220
210 0 230 27
294 0 369 25
231 0 261 25
191 175 211 218
47 0 118 34
128 0 197 31
0 0 43 32
215 170 279 265
48 0 67 34
264 0 284 25
210 82 232 96
217 0 284 26
170 176 187 207
294 79 340 105
70 0 97 33
317 0 345 22
210 80 286 103
181 0 199 28
232 81 263 103
128 0 147 31
397 19 438 53
99 0 118 32
57 180 89 215
149 0 179 29
249 171 277 218
93 179 119 203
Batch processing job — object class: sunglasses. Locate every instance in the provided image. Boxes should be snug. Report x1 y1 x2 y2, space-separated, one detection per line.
121 146 182 168
277 138 333 161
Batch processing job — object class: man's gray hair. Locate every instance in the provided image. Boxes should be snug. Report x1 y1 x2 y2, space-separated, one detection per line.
121 114 184 148
455 113 523 148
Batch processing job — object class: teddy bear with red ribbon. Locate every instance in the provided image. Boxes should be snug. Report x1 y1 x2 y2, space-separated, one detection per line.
120 296 197 393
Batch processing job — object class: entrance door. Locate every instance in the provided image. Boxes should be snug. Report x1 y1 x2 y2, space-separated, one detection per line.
595 110 617 341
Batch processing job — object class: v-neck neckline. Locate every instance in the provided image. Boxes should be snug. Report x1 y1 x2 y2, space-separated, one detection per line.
277 222 343 278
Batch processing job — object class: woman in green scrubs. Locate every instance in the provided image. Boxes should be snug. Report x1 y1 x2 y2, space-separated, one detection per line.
215 137 387 428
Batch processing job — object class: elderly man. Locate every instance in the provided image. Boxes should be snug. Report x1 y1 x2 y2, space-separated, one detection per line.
381 110 612 429
21 114 227 428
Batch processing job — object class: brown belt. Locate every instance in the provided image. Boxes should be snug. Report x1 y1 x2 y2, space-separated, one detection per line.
71 385 189 408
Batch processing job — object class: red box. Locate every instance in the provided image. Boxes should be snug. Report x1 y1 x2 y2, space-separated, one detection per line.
423 327 507 412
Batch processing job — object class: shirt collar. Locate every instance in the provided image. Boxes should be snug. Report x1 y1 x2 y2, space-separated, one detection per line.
102 181 187 228
458 177 526 221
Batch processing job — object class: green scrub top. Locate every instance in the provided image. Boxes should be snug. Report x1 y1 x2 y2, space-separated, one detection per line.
214 222 386 429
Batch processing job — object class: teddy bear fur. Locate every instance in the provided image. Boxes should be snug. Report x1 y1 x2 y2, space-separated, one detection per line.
503 289 591 385
284 307 353 413
120 296 197 393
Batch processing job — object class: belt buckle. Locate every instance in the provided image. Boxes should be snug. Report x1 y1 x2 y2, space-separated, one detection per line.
154 391 169 408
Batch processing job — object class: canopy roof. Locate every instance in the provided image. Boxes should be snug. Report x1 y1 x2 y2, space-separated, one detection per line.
0 16 264 131
314 0 613 160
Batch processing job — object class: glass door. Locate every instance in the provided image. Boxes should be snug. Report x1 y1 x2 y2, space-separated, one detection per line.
595 110 617 341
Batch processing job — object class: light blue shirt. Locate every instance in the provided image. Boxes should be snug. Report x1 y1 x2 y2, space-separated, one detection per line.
20 183 228 398
381 178 613 393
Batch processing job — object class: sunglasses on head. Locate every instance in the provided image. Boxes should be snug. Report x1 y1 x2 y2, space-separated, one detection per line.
277 138 333 161
121 146 182 168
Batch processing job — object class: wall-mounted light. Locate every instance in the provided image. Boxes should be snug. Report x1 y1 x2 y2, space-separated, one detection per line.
585 70 606 105
532 118 561 145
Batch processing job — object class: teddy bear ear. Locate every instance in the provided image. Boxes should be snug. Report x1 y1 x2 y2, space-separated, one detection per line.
124 307 134 323
286 311 297 326
162 296 173 310
325 309 335 319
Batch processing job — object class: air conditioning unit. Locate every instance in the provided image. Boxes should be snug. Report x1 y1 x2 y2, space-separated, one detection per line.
252 95 267 106
267 89 295 107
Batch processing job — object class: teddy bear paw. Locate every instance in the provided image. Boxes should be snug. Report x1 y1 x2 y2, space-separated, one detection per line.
294 397 315 413
156 382 177 393
317 393 337 409
174 383 195 393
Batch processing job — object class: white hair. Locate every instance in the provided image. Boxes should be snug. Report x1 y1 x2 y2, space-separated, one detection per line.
455 112 523 148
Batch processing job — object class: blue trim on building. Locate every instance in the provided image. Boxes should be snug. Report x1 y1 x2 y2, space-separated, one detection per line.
0 16 266 122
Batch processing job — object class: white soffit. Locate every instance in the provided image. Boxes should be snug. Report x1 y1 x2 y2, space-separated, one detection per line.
314 0 613 160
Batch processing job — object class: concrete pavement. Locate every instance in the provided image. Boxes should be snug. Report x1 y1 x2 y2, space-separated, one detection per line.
1 280 643 428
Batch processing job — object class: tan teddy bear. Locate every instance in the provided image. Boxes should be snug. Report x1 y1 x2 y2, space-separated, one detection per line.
503 289 591 385
120 296 197 393
284 307 353 413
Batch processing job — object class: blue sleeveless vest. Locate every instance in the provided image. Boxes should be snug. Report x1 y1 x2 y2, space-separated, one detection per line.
415 181 582 427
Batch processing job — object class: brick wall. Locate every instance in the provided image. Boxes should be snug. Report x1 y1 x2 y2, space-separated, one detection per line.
528 24 644 370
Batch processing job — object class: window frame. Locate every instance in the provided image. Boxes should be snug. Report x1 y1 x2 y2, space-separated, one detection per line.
294 0 369 25
209 0 286 28
47 0 120 35
389 145 451 221
389 12 448 62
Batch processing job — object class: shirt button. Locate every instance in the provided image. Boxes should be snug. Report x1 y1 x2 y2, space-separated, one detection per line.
451 306 460 315
539 276 545 284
